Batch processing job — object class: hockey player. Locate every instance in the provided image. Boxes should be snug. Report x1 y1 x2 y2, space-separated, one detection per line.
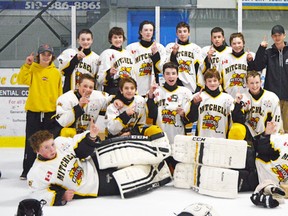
53 74 112 138
57 29 99 93
98 27 136 95
217 32 254 98
165 21 203 93
201 27 232 69
198 27 232 88
184 68 239 138
126 20 166 96
234 70 283 138
105 77 147 137
27 120 172 206
17 44 62 180
147 62 193 144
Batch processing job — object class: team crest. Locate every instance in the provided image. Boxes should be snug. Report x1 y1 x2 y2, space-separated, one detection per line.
119 67 132 78
271 164 288 182
202 114 222 132
178 60 192 73
69 161 84 185
139 62 152 76
229 73 246 87
162 109 177 125
248 117 260 130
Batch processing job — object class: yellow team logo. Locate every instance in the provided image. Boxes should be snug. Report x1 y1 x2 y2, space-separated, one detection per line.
119 67 132 78
229 73 246 87
162 109 177 125
69 161 84 185
271 164 288 182
202 114 221 131
178 60 192 73
248 117 260 130
139 62 152 76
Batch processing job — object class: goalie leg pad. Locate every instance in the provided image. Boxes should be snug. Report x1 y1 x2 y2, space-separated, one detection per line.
173 163 239 198
172 135 247 169
112 161 172 199
96 134 171 169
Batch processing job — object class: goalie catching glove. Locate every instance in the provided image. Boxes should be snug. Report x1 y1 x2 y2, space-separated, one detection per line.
250 179 286 208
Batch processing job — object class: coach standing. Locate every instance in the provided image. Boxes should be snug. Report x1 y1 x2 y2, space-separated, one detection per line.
251 25 288 133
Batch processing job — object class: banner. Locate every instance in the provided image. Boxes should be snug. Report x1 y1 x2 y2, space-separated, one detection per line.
0 68 27 147
242 0 288 10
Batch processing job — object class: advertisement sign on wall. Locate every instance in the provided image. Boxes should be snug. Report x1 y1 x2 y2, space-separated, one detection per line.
0 68 27 147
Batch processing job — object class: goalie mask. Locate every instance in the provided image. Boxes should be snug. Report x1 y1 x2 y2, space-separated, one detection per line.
16 199 46 216
177 203 219 216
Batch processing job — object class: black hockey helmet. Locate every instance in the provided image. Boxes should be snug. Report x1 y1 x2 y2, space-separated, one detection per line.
16 199 46 216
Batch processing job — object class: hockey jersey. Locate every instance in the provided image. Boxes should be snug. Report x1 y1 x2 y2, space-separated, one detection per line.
166 42 203 93
57 48 99 91
185 91 234 138
217 52 254 98
27 132 99 206
198 45 232 88
98 47 136 94
55 90 111 132
255 133 288 185
126 42 166 95
241 90 283 137
105 95 147 136
149 85 193 144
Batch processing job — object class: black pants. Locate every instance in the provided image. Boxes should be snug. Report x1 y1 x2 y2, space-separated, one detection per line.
22 111 55 176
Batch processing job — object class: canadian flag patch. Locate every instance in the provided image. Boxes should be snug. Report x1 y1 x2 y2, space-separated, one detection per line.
45 171 53 182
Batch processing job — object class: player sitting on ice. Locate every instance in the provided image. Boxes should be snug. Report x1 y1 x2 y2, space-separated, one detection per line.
26 119 172 206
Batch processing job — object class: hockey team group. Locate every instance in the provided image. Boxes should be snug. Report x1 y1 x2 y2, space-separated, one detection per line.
15 20 288 212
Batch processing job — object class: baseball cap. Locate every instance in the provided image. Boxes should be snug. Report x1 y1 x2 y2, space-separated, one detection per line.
271 25 285 35
38 44 54 55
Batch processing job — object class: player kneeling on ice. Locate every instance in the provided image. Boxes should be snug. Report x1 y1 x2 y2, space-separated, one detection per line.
26 119 172 206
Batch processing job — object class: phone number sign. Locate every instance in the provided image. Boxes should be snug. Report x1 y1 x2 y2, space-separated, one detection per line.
0 0 105 11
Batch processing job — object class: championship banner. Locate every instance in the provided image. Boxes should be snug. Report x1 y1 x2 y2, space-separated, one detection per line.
242 0 288 10
0 68 27 147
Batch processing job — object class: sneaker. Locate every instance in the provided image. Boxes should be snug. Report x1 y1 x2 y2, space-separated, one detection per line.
20 172 27 180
